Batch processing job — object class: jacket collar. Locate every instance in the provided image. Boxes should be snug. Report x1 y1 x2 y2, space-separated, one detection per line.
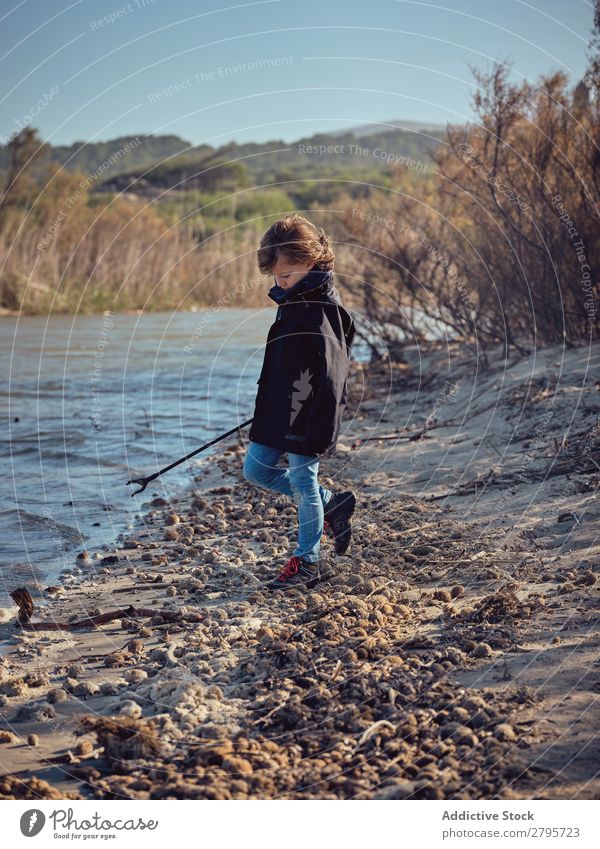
267 267 334 306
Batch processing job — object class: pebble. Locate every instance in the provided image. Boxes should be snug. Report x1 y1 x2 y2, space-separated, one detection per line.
166 513 181 526
120 700 143 719
47 688 68 704
66 680 100 698
0 731 18 744
124 669 148 684
494 723 517 742
75 740 94 756
471 642 493 658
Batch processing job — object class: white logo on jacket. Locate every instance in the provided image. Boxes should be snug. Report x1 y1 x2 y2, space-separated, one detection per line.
289 368 313 424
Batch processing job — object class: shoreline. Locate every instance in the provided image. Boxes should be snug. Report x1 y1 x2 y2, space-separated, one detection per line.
0 305 273 320
1 342 599 800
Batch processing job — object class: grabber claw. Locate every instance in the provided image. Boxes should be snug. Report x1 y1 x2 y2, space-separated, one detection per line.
125 417 254 496
125 476 155 496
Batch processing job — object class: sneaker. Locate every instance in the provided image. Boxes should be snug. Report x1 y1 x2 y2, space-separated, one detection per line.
323 490 356 555
267 555 321 590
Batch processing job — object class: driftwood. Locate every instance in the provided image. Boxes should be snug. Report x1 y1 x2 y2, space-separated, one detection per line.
352 426 432 445
8 587 201 632
9 588 34 623
430 421 600 500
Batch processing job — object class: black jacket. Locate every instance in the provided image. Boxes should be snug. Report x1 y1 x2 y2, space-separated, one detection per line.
248 269 355 455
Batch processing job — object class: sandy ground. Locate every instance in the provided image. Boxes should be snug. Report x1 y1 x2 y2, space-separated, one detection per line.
0 341 598 800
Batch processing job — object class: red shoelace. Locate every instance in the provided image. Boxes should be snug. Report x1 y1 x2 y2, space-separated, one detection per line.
277 555 302 581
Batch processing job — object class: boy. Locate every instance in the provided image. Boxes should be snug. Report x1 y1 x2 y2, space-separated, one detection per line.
243 214 356 589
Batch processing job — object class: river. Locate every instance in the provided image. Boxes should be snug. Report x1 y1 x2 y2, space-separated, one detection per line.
0 307 289 607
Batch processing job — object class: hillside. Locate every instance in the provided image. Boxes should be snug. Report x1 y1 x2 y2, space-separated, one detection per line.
0 123 444 192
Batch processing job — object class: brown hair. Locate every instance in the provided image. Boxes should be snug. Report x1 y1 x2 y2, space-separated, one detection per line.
257 214 335 274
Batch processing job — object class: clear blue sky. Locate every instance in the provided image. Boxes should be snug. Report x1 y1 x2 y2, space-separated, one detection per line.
0 0 595 147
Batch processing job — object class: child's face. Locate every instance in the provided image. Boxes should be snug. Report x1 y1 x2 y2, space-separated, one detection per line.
270 253 314 290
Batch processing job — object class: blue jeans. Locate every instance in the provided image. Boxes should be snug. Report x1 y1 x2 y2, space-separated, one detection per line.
242 440 333 563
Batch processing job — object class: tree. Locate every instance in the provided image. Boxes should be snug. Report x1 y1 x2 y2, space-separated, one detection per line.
0 127 50 219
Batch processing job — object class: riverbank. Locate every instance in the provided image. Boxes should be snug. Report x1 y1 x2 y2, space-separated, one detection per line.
1 341 599 800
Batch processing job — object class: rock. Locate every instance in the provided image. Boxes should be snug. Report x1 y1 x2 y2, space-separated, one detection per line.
75 740 94 757
0 731 18 744
15 701 56 722
471 642 493 658
222 756 253 776
433 589 452 603
23 672 49 688
411 544 437 556
101 555 119 566
164 528 179 542
575 571 596 586
451 707 471 723
0 678 28 697
120 700 143 719
65 680 100 698
375 780 417 799
494 723 516 742
27 734 40 747
124 669 148 685
100 681 124 696
104 653 128 668
438 722 477 745
166 513 181 526
47 688 68 704
126 639 145 656
306 592 325 607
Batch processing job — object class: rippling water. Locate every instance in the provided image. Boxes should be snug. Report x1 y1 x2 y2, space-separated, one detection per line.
0 307 281 605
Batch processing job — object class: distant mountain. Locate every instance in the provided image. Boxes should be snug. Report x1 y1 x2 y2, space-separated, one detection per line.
0 123 447 196
330 119 446 138
49 133 195 174
0 133 196 178
95 124 445 195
